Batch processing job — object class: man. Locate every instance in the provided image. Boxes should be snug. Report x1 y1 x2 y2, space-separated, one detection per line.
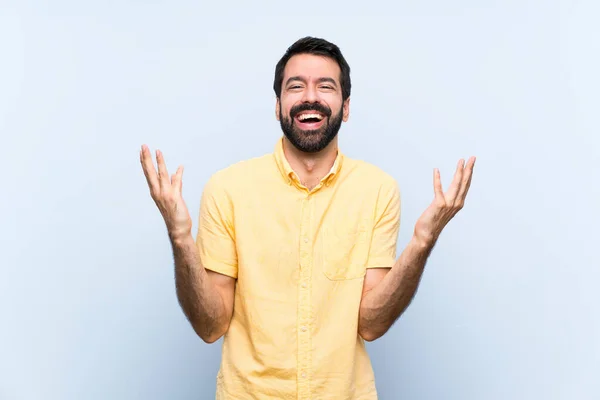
140 37 475 399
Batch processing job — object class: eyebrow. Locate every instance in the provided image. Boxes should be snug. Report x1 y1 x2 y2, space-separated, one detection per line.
285 76 338 87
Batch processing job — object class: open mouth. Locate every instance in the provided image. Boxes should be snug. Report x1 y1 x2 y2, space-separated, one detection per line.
294 112 326 129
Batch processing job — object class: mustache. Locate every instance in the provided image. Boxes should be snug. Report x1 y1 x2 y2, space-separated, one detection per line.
290 102 332 119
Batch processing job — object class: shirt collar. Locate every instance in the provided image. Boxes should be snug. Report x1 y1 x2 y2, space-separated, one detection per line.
273 136 344 188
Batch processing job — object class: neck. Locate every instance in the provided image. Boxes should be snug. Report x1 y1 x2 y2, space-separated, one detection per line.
282 137 338 189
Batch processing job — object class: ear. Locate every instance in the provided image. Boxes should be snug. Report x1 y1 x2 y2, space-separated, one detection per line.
342 97 350 122
275 98 281 121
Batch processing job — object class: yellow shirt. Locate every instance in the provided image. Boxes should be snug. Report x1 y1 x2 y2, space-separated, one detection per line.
196 137 401 399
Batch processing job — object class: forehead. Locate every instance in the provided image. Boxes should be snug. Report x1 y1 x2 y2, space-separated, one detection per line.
283 53 341 83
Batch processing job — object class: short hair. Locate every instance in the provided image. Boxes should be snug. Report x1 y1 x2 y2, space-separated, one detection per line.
273 36 351 101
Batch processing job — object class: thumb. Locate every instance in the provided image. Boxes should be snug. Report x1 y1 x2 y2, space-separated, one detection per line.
433 168 444 199
175 165 184 194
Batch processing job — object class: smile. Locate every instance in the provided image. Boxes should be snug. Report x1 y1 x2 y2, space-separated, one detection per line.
297 112 324 123
294 111 326 130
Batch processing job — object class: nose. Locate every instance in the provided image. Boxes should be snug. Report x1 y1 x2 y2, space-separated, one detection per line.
301 84 319 103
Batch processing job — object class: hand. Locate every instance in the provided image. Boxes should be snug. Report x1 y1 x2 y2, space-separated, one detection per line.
140 144 192 240
413 157 476 247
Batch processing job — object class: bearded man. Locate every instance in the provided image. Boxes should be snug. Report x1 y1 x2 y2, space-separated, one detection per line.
140 36 476 399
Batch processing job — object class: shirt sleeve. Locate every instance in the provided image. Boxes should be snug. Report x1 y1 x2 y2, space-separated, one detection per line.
365 178 401 269
195 173 238 278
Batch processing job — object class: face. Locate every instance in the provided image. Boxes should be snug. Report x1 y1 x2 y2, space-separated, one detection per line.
276 54 350 153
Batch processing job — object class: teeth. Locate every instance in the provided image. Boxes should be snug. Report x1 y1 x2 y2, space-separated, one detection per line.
298 113 323 121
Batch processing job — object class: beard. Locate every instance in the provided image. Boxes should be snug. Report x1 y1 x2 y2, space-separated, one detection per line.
279 102 343 153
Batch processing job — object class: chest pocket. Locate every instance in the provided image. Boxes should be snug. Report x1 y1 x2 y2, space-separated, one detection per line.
321 221 370 281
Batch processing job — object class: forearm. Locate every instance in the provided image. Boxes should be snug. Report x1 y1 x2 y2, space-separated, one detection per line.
358 236 434 341
171 232 228 343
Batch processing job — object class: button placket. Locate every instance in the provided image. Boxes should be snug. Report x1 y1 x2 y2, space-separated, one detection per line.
298 193 313 398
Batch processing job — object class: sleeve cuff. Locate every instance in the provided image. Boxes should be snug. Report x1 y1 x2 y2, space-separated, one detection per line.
365 258 395 269
203 260 238 279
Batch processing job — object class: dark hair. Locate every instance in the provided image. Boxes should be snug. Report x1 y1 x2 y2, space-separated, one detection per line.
273 36 351 101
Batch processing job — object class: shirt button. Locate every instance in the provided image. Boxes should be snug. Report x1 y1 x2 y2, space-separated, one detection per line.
301 282 307 288
301 326 307 332
301 372 307 379
303 237 309 243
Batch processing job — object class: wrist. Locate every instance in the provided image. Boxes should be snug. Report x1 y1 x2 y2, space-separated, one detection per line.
410 233 436 252
169 229 193 246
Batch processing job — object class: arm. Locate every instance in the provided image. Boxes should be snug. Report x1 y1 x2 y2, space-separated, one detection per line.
140 145 236 343
358 157 476 341
358 237 432 341
172 233 235 343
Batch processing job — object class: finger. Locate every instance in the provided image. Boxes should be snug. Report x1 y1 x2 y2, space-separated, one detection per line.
156 149 170 188
457 156 476 201
170 165 182 185
433 168 444 200
173 165 184 194
140 145 159 193
446 159 465 200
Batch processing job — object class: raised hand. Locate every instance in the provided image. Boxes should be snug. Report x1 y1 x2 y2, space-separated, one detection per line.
413 157 476 247
140 144 192 240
